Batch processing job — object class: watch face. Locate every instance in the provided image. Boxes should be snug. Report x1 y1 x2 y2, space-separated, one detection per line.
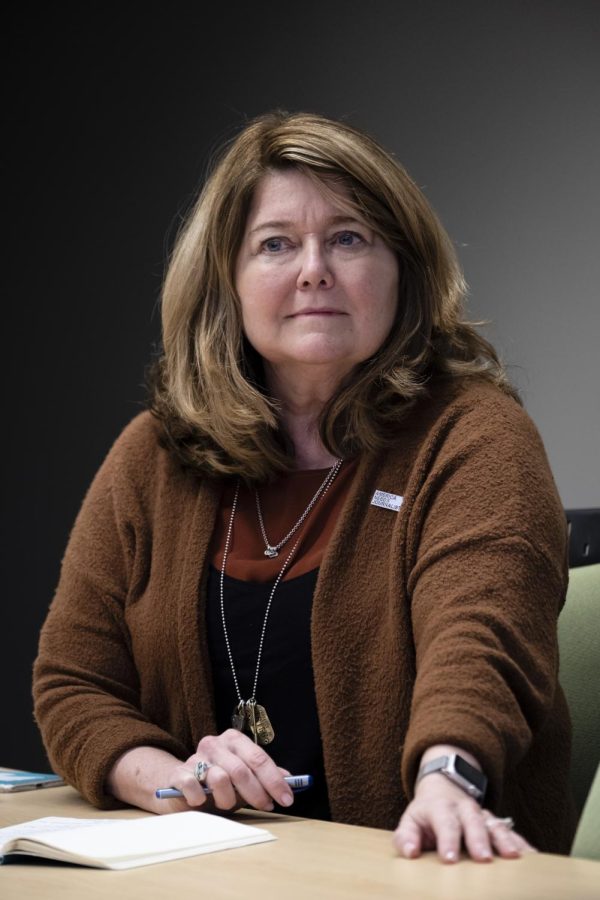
453 755 486 791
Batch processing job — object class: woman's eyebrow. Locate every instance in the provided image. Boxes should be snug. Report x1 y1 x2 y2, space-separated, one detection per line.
248 215 364 236
248 220 293 235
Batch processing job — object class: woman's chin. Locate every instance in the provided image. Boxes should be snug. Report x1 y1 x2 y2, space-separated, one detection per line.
267 334 364 368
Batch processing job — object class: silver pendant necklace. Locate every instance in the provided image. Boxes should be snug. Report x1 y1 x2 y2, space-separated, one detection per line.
255 458 343 558
220 462 343 745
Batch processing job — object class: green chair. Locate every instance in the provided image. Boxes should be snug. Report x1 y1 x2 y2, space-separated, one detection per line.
571 763 600 861
557 563 600 858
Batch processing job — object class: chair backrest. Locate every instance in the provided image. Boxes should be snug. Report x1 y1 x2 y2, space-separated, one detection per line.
571 763 600 860
566 508 600 567
557 564 600 817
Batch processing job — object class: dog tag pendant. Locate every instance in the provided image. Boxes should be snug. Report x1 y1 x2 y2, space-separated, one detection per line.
254 704 275 745
245 700 258 743
231 701 246 731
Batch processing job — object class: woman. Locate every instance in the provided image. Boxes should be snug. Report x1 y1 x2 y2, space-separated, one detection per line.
33 111 575 862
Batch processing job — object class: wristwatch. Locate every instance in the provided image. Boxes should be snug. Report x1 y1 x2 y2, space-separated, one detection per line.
416 754 487 804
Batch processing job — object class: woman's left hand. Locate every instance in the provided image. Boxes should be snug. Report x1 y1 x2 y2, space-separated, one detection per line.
393 772 536 863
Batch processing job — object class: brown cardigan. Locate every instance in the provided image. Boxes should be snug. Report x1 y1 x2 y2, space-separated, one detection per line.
33 378 576 852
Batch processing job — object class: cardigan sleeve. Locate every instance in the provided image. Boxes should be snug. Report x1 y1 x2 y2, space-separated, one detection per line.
400 388 569 807
33 414 189 808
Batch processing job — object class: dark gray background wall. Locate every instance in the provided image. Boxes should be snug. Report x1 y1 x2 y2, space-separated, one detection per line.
5 2 599 770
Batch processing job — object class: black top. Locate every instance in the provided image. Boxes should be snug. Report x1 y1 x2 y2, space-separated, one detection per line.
205 564 331 820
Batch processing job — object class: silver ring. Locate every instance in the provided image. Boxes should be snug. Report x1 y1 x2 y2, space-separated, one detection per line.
484 815 514 831
194 760 212 785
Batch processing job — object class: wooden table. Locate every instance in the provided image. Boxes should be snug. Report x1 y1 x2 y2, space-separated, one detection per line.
1 786 598 899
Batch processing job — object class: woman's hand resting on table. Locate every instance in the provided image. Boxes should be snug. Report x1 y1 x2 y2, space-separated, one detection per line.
106 731 293 815
393 745 536 863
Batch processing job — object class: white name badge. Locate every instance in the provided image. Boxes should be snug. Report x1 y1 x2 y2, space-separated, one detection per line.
371 490 403 512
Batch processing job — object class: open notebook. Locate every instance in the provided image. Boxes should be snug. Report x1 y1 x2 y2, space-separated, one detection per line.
0 812 275 869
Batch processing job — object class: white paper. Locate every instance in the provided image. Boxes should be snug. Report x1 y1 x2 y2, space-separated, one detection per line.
1 812 275 869
0 816 110 847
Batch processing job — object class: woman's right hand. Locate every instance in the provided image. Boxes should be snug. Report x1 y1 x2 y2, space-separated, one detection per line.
163 729 294 813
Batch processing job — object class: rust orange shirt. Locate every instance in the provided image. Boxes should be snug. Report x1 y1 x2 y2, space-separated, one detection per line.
210 461 358 582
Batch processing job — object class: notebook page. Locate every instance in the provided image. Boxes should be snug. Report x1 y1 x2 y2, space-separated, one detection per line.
0 817 110 849
9 812 274 864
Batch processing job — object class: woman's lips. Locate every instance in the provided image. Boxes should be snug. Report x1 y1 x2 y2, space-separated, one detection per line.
289 308 347 317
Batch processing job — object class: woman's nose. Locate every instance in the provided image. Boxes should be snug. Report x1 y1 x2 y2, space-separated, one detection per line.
296 243 334 290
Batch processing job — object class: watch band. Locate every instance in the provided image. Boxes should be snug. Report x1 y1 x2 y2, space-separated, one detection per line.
416 753 487 803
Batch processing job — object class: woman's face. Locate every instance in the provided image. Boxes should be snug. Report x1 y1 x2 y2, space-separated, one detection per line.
235 169 398 394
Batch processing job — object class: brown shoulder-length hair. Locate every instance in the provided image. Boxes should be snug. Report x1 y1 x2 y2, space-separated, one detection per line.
149 110 516 482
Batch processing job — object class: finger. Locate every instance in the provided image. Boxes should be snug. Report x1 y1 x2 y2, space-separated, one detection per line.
509 832 537 854
186 751 263 811
489 825 521 859
246 746 294 807
431 811 463 863
168 764 211 808
212 748 289 810
197 731 293 809
459 805 493 862
201 763 240 810
393 811 423 858
484 816 536 859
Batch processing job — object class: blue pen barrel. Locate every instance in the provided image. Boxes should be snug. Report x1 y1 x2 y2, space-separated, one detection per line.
155 774 313 800
286 775 313 792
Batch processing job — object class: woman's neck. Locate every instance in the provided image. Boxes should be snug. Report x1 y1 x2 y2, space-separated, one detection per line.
266 365 341 469
282 413 339 470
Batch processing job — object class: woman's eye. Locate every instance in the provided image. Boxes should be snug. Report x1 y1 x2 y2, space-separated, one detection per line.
335 231 363 247
262 238 287 253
